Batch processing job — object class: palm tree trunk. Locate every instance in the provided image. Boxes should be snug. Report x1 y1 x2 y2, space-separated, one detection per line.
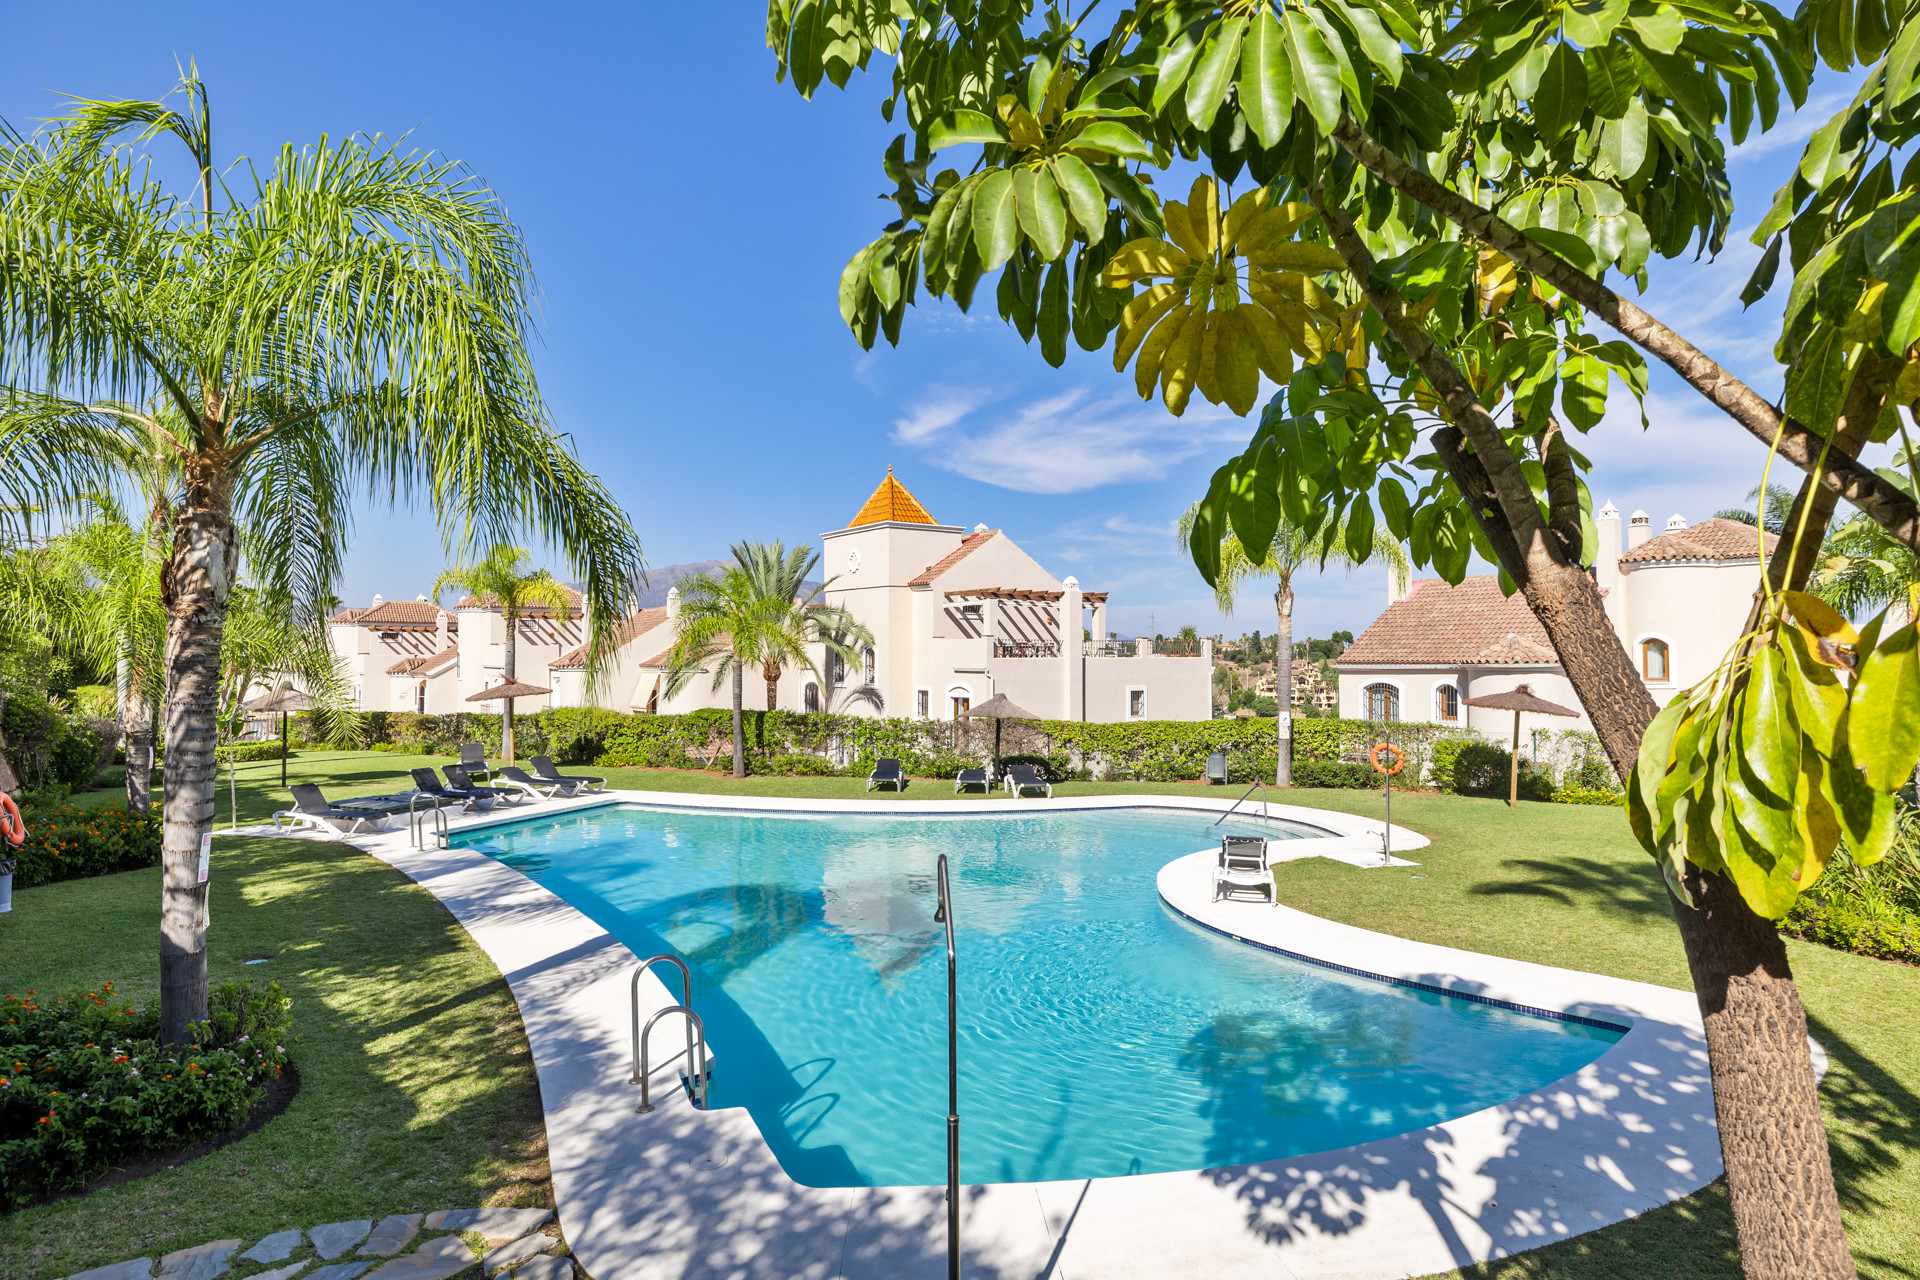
1274 580 1294 787
767 675 779 711
731 660 746 778
157 457 238 1044
124 687 154 815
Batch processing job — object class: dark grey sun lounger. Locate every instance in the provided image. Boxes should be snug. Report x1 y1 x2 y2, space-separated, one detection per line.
533 755 605 793
274 784 393 834
410 767 495 812
954 767 989 794
867 757 906 792
495 764 579 799
1003 763 1052 798
445 765 525 806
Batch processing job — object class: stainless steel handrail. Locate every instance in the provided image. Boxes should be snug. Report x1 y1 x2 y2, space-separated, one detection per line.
630 953 692 1077
1213 781 1271 826
409 793 450 848
634 1005 709 1113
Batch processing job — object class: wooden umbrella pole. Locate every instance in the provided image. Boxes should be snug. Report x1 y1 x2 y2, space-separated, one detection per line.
1508 710 1520 808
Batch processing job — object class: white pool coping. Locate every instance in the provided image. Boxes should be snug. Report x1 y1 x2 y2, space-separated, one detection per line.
312 788 1726 1279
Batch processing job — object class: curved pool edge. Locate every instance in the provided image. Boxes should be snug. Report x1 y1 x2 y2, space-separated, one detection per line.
330 790 1718 1280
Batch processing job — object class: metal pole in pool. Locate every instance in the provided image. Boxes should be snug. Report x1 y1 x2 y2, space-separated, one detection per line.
934 853 960 1280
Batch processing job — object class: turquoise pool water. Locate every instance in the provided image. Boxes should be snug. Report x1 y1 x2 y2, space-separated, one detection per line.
455 803 1620 1187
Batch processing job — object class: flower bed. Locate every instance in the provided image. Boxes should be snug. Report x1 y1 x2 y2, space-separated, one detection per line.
11 803 161 889
0 980 292 1208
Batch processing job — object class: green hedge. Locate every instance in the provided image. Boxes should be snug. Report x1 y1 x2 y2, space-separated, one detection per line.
0 980 291 1208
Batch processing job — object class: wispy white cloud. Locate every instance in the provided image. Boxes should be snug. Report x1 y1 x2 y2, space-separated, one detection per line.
890 383 1251 494
1728 91 1850 166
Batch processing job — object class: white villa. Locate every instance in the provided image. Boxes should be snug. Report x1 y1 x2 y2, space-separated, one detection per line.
1334 505 1775 737
328 470 1212 723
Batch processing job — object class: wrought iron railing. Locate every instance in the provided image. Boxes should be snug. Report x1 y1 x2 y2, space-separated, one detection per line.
993 640 1060 658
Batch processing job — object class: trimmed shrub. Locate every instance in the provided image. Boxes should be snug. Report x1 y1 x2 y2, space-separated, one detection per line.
764 754 843 777
0 696 66 789
1291 758 1377 789
1782 809 1920 964
0 980 291 1208
1555 786 1624 806
48 729 100 788
10 802 161 889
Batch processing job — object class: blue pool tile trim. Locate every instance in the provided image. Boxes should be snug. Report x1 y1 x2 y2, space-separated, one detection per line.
1162 895 1631 1034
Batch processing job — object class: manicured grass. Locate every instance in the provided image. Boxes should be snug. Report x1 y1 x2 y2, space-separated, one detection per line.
0 833 549 1280
14 754 1915 1278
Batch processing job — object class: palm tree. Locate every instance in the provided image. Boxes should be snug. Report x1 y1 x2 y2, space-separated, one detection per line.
663 541 869 777
432 546 574 763
0 72 644 1042
1179 503 1408 786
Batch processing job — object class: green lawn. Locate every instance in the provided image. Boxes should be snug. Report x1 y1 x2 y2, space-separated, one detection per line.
12 754 1917 1279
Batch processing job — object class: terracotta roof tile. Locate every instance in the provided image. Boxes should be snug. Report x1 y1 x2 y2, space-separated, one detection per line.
1337 576 1557 667
849 468 939 527
908 531 996 587
1620 517 1777 564
549 606 670 669
357 600 455 628
385 644 458 676
330 608 366 624
454 584 585 614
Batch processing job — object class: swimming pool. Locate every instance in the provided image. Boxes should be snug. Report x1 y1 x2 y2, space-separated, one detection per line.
454 803 1620 1188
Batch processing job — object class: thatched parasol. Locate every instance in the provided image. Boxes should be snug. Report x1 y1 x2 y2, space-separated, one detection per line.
242 681 313 787
467 681 550 763
962 693 1042 776
1460 683 1579 808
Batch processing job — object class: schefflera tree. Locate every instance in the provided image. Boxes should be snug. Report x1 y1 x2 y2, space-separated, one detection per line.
763 0 1920 1274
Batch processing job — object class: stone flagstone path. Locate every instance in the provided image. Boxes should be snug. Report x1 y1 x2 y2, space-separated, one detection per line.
64 1209 561 1280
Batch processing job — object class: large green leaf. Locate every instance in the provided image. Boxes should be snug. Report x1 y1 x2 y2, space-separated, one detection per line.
1049 155 1107 243
1627 697 1686 853
1186 16 1248 130
1069 121 1158 163
1628 5 1687 53
1565 0 1632 47
1558 354 1609 429
1780 625 1849 757
838 240 882 327
1326 0 1404 84
1190 463 1234 586
1151 22 1207 112
1091 162 1164 236
928 110 1007 152
1377 477 1411 539
1226 439 1283 563
1285 8 1346 132
1534 43 1590 144
1849 616 1920 791
1013 166 1069 261
1038 260 1070 366
1239 11 1294 148
972 169 1019 271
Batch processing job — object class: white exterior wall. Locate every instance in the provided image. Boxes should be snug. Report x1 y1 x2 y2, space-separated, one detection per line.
454 605 582 713
1618 559 1759 696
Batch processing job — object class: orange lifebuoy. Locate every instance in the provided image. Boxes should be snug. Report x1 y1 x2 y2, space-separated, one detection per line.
0 794 23 846
1370 743 1405 776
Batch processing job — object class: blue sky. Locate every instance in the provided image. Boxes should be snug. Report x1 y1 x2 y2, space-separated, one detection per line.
1 4 1870 641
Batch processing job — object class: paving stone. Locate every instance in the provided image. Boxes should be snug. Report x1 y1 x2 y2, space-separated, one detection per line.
241 1233 304 1265
508 1259 570 1280
362 1237 478 1280
249 1265 310 1280
307 1265 373 1280
158 1243 243 1280
420 1209 551 1246
358 1216 421 1257
309 1223 373 1261
482 1235 556 1276
67 1262 155 1280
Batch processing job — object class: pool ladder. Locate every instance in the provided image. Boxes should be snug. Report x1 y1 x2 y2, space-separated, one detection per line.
409 793 450 848
1214 782 1270 826
631 954 710 1113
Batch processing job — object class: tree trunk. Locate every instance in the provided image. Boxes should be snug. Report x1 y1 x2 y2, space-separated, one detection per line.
124 690 154 815
158 456 238 1044
502 610 517 762
1274 580 1294 786
766 666 779 712
731 660 746 778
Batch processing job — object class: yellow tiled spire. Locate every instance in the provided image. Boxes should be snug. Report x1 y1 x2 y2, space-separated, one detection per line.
849 466 937 527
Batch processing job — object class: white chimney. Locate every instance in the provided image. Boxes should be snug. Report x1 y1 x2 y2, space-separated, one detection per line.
974 522 989 533
371 593 384 605
1666 513 1689 533
1595 501 1625 630
666 584 682 620
1387 563 1407 608
1628 510 1653 549
415 593 428 601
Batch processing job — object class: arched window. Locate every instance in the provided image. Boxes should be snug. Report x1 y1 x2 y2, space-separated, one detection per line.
803 682 820 713
1436 683 1459 722
829 650 846 687
862 645 876 686
415 680 428 713
1641 638 1670 682
948 686 972 720
1365 683 1400 722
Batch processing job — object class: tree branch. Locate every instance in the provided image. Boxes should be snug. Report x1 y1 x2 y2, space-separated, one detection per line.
1330 112 1920 554
1540 421 1584 564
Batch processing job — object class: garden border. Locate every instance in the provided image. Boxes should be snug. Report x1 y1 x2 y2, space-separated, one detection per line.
319 790 1752 1280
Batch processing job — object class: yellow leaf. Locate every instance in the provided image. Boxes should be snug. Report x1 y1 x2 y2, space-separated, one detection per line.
1236 202 1317 255
1216 309 1262 416
1221 188 1274 256
1249 292 1326 361
1245 242 1348 274
1113 282 1183 371
1197 311 1223 406
1133 304 1191 399
1162 201 1207 261
1793 748 1842 886
1238 301 1296 382
1162 310 1206 415
1102 242 1193 284
1895 356 1920 406
1253 269 1339 318
998 95 1046 150
1041 64 1077 126
1189 176 1220 259
1783 590 1860 646
1478 250 1518 315
1840 279 1889 343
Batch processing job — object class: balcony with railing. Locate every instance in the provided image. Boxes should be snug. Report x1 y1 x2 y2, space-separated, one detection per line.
993 639 1061 658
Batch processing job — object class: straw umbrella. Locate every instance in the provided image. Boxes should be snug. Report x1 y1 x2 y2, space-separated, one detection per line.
1460 683 1579 807
961 693 1042 778
242 681 313 789
466 681 550 764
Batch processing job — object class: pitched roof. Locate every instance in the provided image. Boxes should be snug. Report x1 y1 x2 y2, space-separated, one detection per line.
329 608 366 625
455 584 586 614
385 644 458 676
908 530 996 586
357 599 456 629
1620 517 1777 565
1336 575 1559 667
549 606 670 670
850 467 939 527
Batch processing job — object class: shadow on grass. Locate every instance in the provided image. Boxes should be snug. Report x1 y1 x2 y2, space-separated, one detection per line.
1465 856 1673 924
1810 1009 1920 1280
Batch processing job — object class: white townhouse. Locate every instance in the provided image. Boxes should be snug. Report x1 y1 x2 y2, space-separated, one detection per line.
1334 505 1776 738
328 587 585 715
554 469 1215 722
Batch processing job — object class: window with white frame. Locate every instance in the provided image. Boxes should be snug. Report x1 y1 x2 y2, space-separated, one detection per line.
804 682 820 713
1641 638 1670 682
415 680 427 713
1365 682 1400 722
863 645 876 686
1436 683 1460 721
829 650 846 687
916 689 930 718
1128 687 1147 719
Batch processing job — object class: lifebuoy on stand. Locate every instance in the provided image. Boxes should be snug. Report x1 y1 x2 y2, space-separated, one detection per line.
1370 743 1405 775
0 793 24 846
